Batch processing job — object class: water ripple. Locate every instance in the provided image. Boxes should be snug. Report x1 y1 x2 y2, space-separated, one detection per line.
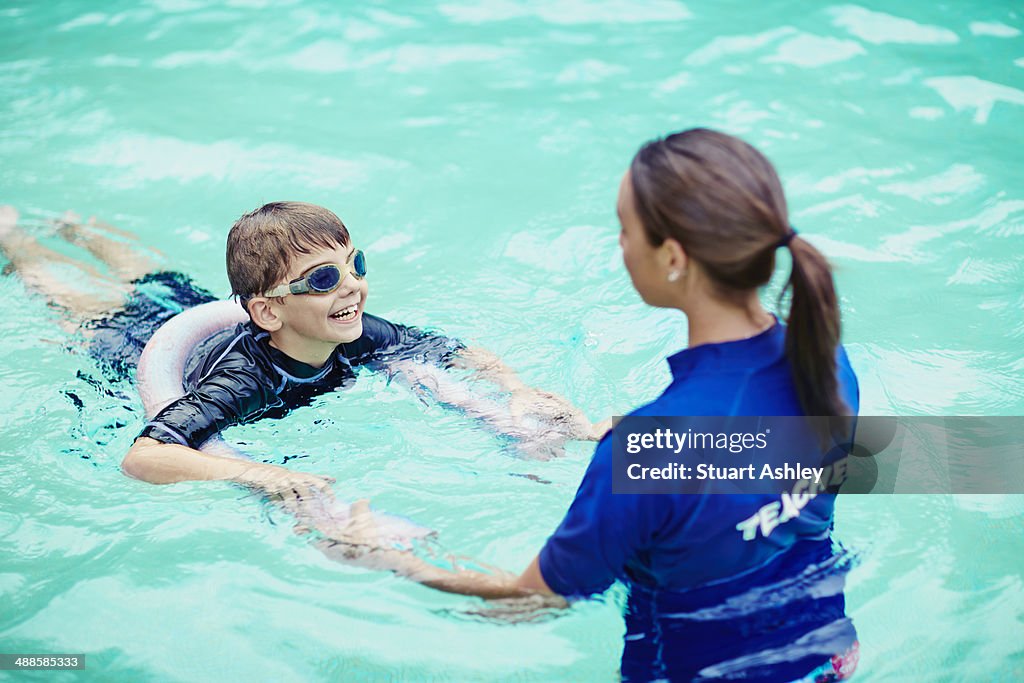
763 34 866 68
685 28 795 66
829 5 960 45
66 134 407 190
878 163 985 204
968 21 1022 38
438 0 690 25
925 76 1024 124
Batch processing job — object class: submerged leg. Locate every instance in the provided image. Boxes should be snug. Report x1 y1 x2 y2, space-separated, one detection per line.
0 205 130 319
55 211 162 282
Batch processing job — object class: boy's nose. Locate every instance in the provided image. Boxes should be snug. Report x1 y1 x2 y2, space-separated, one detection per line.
335 272 358 296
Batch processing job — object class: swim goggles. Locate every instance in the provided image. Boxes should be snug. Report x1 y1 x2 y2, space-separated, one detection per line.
263 249 366 298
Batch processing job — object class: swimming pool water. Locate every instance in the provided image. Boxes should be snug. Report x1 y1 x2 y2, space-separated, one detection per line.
1 1 1022 680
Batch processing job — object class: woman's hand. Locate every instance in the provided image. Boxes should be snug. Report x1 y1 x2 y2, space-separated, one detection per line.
590 417 613 440
316 500 429 574
314 502 531 598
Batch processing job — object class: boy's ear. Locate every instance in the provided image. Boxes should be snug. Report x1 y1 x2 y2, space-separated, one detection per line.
246 297 283 332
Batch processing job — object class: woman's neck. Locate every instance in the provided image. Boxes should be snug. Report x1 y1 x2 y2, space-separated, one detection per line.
683 296 775 348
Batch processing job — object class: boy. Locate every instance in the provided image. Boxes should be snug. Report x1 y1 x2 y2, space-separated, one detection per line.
1 203 602 503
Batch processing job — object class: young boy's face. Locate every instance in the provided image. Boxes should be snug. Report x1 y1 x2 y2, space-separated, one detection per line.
273 241 368 349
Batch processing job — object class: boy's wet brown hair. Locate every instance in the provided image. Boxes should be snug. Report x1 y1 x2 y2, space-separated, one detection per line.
227 201 351 301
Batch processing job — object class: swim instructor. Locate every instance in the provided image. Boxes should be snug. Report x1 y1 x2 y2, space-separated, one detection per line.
347 129 861 682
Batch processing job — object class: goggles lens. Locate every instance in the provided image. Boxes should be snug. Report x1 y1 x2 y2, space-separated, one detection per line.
305 249 366 293
307 265 342 292
352 249 366 278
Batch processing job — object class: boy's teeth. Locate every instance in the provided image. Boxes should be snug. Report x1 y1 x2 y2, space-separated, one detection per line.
331 304 358 319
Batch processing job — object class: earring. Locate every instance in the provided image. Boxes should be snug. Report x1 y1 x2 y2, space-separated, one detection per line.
667 270 681 283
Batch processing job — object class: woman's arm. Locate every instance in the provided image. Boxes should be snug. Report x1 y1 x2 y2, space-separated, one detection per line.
323 438 636 604
413 555 560 602
316 500 565 602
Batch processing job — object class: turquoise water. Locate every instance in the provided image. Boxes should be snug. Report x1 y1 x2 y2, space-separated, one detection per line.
2 1 1023 680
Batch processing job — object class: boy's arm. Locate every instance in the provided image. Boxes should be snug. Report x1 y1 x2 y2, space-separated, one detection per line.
125 335 334 493
452 346 609 440
355 315 610 441
451 346 531 393
123 437 333 498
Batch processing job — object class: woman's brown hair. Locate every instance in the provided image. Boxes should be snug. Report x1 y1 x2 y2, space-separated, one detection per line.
629 128 849 417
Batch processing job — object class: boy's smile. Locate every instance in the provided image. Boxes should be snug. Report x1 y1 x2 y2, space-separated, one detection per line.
328 300 360 324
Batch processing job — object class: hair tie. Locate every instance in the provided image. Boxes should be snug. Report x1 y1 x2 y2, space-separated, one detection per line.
777 227 798 249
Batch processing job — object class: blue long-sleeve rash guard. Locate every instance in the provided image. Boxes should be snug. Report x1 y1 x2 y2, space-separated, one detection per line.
139 313 463 449
538 322 860 682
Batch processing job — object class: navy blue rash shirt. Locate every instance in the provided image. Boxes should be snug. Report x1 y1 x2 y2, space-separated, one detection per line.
139 312 463 450
538 322 860 682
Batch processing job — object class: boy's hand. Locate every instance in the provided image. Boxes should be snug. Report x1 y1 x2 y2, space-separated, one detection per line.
509 388 596 441
232 463 336 503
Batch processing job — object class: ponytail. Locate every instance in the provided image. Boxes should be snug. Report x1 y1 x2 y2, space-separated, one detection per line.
781 236 849 417
628 129 851 419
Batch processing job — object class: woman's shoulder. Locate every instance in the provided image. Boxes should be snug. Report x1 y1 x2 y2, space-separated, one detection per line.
835 343 860 415
624 387 714 420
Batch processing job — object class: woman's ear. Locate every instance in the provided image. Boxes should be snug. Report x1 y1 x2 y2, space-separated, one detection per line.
247 297 283 332
660 238 689 281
